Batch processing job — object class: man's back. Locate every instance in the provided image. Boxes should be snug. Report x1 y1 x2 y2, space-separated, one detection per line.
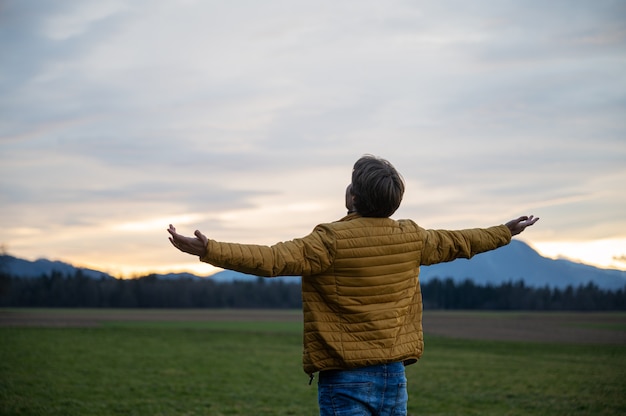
302 215 425 374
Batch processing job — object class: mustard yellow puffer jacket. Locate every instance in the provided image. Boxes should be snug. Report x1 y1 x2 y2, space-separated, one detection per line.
200 214 511 375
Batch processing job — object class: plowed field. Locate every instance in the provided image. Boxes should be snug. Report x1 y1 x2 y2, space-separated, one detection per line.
1 309 624 344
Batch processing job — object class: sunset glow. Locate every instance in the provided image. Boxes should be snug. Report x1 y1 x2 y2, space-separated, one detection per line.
1 1 624 278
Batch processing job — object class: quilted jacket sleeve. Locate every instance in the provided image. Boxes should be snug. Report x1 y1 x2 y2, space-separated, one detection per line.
420 224 511 266
199 226 336 277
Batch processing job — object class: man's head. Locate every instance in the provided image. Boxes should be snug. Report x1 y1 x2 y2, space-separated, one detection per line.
350 155 404 218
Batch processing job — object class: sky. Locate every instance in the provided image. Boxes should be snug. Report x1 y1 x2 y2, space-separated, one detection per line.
1 0 625 278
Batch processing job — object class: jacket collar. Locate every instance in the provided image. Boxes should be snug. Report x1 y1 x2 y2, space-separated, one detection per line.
338 212 361 222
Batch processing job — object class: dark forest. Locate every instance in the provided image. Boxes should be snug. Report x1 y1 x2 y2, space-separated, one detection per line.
1 271 624 310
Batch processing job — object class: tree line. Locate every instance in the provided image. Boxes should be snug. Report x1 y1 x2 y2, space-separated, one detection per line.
0 271 624 310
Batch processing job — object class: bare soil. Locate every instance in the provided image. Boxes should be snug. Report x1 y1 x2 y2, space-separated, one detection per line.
422 311 626 345
1 309 624 345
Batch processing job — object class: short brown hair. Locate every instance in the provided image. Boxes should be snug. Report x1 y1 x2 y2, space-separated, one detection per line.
351 155 404 217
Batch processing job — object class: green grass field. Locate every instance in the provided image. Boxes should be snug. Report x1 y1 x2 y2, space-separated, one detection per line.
1 310 625 416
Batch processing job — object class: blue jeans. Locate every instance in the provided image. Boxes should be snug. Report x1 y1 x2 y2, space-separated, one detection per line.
318 362 408 416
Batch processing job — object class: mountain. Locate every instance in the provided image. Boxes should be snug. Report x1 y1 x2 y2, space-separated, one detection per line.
156 270 299 283
2 241 625 290
419 240 626 291
0 255 113 280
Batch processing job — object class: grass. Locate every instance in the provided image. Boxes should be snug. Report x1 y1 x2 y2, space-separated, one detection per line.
1 322 314 416
1 311 625 416
412 338 625 415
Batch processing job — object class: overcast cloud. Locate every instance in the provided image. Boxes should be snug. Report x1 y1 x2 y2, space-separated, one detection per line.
1 0 625 276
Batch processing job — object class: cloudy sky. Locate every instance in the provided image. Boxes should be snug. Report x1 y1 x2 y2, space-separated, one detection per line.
1 0 625 277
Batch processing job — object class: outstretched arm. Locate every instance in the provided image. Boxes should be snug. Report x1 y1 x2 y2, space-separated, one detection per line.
505 215 539 236
167 224 333 277
167 224 208 257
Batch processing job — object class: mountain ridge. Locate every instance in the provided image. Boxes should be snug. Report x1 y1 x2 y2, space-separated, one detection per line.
0 255 113 280
2 241 625 290
419 240 626 290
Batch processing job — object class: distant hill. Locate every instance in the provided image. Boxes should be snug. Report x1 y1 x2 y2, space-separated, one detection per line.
155 270 299 283
0 255 113 280
2 241 625 290
419 240 626 291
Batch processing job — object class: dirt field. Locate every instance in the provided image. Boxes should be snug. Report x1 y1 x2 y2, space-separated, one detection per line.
422 311 626 345
1 309 625 345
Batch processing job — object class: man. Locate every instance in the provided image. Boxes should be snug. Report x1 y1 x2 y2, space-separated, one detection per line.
168 154 538 415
